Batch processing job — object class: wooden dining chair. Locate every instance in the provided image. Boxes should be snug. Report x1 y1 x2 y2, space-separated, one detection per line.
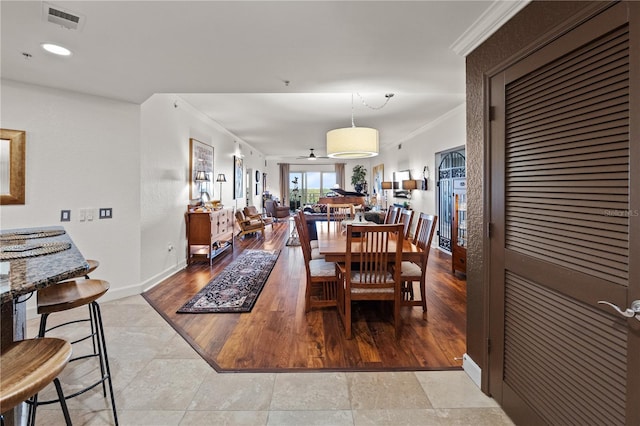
401 213 438 318
336 223 404 339
294 214 337 312
297 211 323 259
398 208 414 240
384 205 402 224
327 204 354 223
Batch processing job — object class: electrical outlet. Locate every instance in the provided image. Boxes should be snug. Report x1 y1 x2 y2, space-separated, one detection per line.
99 208 113 219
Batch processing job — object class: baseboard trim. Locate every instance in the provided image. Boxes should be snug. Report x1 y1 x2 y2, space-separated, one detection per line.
141 262 186 293
463 353 482 388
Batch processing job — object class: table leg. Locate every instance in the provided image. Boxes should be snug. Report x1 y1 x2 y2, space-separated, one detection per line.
1 300 27 426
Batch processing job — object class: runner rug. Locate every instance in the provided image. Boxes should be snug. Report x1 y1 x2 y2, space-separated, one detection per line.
177 249 280 313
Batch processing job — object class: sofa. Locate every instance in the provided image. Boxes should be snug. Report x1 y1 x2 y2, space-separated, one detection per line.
265 199 290 221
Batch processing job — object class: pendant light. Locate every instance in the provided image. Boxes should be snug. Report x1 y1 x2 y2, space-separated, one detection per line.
326 94 379 159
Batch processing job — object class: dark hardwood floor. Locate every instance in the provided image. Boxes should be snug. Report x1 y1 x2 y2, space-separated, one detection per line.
142 219 467 372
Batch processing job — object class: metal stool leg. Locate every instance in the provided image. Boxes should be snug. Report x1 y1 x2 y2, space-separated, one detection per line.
92 302 118 425
36 301 118 425
52 379 72 426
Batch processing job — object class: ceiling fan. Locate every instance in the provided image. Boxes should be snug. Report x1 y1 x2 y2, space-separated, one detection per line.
296 148 330 161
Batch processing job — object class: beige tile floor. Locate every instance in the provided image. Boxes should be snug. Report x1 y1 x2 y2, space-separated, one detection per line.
27 295 514 425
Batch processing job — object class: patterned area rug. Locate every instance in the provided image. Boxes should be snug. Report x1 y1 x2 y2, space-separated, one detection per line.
177 249 280 313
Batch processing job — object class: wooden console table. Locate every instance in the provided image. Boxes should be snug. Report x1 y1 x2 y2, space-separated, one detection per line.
185 209 234 264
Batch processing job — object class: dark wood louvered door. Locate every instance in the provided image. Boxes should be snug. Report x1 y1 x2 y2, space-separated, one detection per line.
488 2 639 425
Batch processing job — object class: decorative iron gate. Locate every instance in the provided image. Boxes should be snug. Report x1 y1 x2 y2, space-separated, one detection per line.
437 151 465 252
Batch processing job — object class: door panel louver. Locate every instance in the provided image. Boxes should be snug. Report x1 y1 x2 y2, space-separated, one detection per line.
504 272 627 425
505 26 629 286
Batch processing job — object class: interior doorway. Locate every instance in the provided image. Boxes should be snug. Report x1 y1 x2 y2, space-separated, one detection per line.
487 3 638 423
436 148 465 253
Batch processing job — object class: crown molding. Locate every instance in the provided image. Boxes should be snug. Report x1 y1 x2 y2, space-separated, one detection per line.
451 0 531 57
384 103 466 149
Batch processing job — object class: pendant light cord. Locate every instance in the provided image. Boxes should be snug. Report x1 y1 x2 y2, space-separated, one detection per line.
351 93 356 128
356 92 394 110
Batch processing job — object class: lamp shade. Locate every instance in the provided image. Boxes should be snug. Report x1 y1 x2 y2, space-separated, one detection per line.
381 181 393 190
195 171 209 181
326 127 379 159
216 174 227 183
402 180 417 190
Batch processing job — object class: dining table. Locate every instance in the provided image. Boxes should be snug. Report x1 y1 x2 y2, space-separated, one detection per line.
316 220 424 263
0 226 88 425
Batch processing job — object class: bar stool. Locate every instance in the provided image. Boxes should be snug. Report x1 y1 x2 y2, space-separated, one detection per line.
36 279 118 425
79 259 100 278
1 338 73 426
69 259 100 353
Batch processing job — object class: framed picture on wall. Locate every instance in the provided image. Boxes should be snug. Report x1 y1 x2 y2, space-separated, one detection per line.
233 155 244 199
372 163 384 197
189 138 213 201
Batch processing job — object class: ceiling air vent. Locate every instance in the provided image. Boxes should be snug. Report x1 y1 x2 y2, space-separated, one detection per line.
42 2 85 30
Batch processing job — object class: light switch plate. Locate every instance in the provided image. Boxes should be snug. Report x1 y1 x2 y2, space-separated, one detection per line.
60 210 71 222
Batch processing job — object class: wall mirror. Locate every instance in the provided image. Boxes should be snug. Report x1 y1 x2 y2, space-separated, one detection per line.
393 170 411 199
0 129 26 205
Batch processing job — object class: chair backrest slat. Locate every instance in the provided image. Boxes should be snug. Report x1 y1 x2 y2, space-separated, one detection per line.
294 213 312 264
327 204 354 222
384 206 402 224
345 223 403 286
398 208 414 240
413 213 438 271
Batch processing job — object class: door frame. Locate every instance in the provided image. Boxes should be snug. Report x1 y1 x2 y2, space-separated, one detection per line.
484 2 639 424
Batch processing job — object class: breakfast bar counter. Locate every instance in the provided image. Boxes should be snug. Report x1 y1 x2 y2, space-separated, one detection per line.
1 226 88 343
0 226 89 425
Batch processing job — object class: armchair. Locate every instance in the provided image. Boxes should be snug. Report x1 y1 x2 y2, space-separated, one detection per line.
244 205 274 228
265 199 290 221
234 211 265 239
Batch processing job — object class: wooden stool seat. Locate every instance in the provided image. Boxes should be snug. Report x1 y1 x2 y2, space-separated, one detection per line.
84 259 100 276
68 259 99 279
1 338 73 425
37 279 109 314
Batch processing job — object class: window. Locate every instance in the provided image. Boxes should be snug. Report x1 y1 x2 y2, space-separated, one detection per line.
289 171 336 205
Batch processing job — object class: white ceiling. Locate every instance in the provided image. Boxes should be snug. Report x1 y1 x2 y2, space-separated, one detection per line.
0 1 525 161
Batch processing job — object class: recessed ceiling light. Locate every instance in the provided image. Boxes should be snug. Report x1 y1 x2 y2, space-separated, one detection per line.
41 43 72 56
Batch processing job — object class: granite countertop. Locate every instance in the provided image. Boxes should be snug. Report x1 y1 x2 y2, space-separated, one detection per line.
0 226 88 304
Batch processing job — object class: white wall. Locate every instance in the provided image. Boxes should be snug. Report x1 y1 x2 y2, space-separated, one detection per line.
0 83 267 312
0 79 142 309
374 104 466 226
139 95 265 288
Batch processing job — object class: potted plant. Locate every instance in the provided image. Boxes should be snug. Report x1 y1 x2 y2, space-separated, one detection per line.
351 165 367 193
